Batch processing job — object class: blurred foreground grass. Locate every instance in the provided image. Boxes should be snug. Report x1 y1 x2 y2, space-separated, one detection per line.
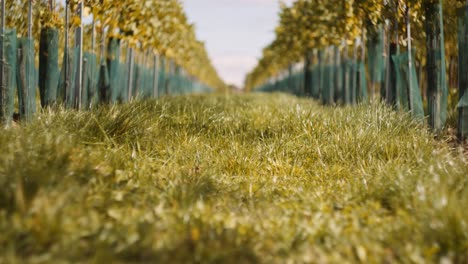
0 93 467 263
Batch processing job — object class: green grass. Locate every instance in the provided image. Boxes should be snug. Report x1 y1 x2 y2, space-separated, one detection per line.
0 93 467 263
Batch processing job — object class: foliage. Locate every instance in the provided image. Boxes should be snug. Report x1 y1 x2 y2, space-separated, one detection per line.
0 94 467 263
244 0 467 91
5 0 225 91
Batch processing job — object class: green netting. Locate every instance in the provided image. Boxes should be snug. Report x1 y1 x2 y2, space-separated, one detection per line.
322 65 333 105
0 29 17 124
5 29 17 107
98 59 110 103
131 64 139 98
16 37 36 120
79 53 96 108
310 66 319 99
426 2 448 131
270 79 278 93
334 49 343 103
330 63 336 104
256 82 269 93
58 47 78 108
118 62 129 102
176 72 184 95
280 77 286 93
255 50 366 106
184 78 191 94
357 62 368 102
135 64 145 98
276 78 284 92
183 76 195 94
158 57 166 97
80 54 89 108
165 61 171 95
107 38 121 103
386 43 399 106
143 66 153 97
284 74 292 94
289 70 302 96
350 61 358 105
297 71 304 96
152 57 159 98
179 74 184 94
318 50 325 99
367 26 385 84
140 65 147 97
179 73 185 94
184 78 190 94
304 53 312 96
141 66 149 97
143 65 150 97
334 65 343 103
136 64 152 98
256 71 305 96
294 71 300 95
458 5 468 138
392 50 424 119
178 72 186 94
392 54 407 110
39 27 59 107
172 65 179 95
176 74 182 95
459 105 468 139
275 72 285 91
167 60 176 95
148 67 154 96
141 65 147 97
287 65 293 93
342 60 351 105
84 52 98 107
58 49 70 103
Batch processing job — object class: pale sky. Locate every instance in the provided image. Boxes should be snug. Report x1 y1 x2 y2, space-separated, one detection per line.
181 0 294 87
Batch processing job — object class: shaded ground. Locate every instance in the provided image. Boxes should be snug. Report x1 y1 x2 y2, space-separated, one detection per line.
0 93 467 263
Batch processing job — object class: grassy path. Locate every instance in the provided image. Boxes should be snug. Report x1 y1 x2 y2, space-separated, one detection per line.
0 94 467 263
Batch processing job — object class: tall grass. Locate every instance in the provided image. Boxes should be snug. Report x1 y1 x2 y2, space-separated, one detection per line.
0 93 466 263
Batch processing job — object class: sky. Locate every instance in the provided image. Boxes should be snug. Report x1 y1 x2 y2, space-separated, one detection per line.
181 0 294 87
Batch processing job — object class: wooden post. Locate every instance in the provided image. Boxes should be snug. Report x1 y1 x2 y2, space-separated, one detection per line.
387 0 400 108
406 3 414 113
0 0 5 118
75 1 83 109
127 47 134 100
64 0 70 104
384 19 391 104
82 57 88 108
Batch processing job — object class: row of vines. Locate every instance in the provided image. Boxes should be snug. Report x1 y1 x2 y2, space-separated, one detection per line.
0 0 225 124
245 0 468 139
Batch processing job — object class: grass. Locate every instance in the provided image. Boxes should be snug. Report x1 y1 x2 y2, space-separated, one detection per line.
0 93 467 263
